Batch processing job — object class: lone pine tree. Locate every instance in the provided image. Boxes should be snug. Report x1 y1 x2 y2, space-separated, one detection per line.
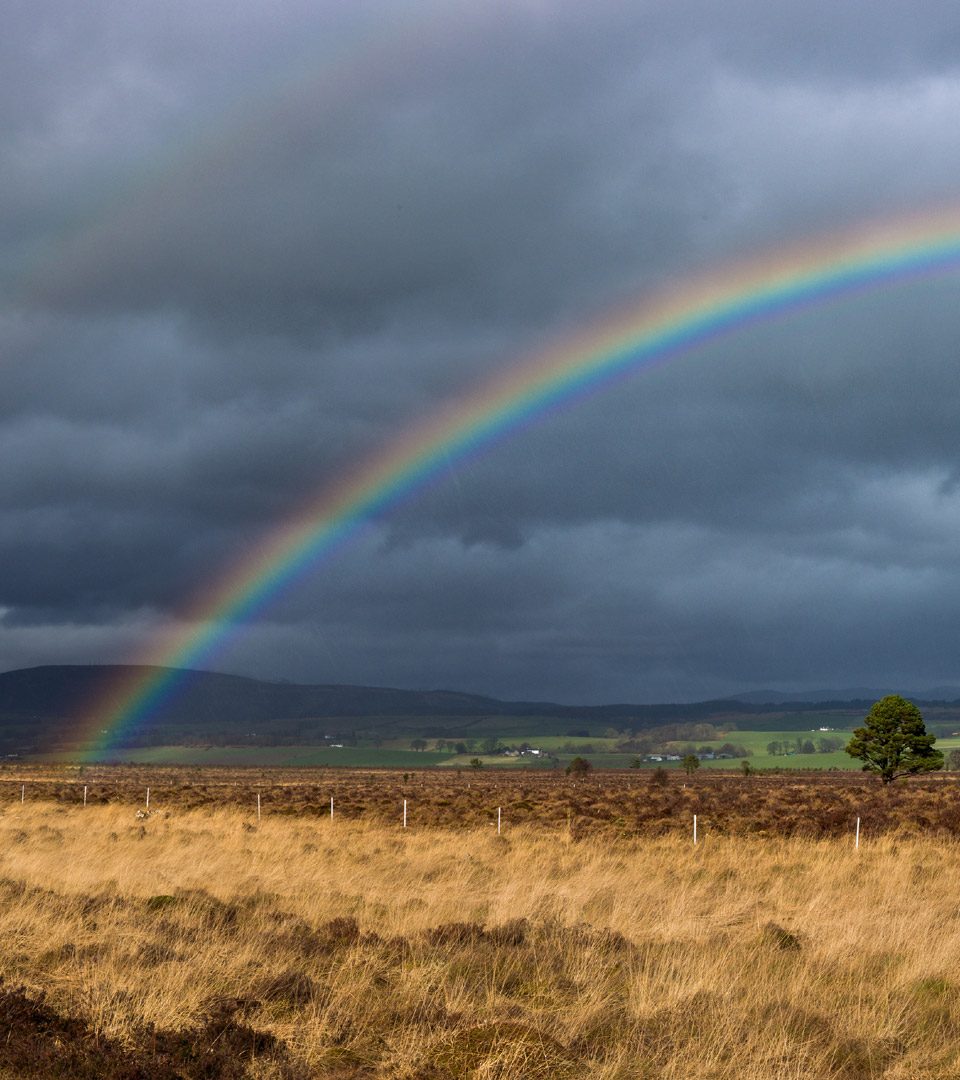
846 695 943 783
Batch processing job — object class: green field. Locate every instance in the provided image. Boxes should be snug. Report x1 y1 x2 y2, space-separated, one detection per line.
29 728 960 770
34 745 451 768
531 736 620 751
682 729 852 769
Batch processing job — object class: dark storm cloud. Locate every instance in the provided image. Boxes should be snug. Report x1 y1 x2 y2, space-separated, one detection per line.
7 1 722 335
3 0 960 700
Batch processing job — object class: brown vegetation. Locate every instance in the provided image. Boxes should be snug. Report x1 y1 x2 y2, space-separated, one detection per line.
0 772 959 1076
6 764 960 838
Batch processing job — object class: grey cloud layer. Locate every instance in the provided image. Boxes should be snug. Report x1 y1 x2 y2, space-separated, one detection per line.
3 0 960 700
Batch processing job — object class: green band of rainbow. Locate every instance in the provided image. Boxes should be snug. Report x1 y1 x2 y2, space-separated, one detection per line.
81 206 960 753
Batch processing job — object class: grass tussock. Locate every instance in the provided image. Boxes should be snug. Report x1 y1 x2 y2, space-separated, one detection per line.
2 797 960 1076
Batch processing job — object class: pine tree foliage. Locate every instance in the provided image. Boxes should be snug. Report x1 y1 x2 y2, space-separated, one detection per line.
846 695 943 783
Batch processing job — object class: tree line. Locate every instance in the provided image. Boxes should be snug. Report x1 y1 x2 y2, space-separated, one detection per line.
766 736 845 756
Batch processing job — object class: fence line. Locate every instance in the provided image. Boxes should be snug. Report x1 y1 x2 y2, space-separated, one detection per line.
1 779 875 845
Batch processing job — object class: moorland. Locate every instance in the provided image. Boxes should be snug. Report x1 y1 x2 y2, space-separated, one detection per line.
7 764 960 837
3 768 960 1077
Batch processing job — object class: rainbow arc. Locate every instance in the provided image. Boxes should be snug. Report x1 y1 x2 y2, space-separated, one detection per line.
81 206 960 754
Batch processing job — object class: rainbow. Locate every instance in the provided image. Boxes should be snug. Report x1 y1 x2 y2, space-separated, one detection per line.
81 206 960 754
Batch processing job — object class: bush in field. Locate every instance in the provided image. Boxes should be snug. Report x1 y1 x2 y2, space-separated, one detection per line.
566 756 592 778
682 754 700 776
846 695 943 783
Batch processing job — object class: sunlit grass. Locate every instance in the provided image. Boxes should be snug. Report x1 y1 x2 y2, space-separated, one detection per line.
2 798 960 1076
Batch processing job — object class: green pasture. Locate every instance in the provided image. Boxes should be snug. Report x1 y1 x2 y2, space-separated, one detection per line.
432 728 865 770
436 754 554 769
671 729 855 766
33 726 960 770
695 750 852 770
531 736 620 751
36 745 450 768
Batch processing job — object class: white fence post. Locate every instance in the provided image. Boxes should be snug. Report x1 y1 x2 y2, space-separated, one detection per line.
20 784 24 804
83 785 87 806
146 787 150 811
693 814 698 845
330 795 334 820
403 798 407 828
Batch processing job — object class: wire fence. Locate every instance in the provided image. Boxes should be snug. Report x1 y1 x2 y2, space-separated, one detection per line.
0 773 925 844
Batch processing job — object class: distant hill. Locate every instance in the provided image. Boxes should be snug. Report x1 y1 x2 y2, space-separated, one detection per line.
1 664 957 754
0 664 510 722
728 687 960 705
0 663 748 728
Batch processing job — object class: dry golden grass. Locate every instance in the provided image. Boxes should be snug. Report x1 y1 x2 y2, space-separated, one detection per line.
2 797 960 1077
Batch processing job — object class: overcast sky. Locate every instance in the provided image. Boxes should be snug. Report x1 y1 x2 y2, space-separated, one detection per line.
4 0 960 703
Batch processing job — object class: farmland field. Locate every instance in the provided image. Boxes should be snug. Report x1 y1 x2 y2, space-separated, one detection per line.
37 745 454 769
28 725 960 772
4 767 960 1077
